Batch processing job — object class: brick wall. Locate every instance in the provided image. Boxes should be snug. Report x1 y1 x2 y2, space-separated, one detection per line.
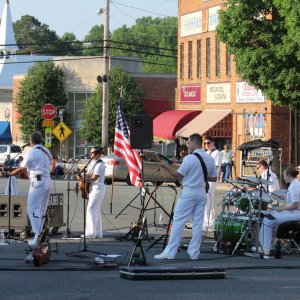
177 0 298 171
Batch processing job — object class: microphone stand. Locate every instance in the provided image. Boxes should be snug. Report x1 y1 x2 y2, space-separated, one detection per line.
62 158 81 239
66 158 105 257
2 150 24 244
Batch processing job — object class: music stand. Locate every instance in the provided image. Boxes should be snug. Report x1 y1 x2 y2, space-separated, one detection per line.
146 185 177 251
66 159 105 257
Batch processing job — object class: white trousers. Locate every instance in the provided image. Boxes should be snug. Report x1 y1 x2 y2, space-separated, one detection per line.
161 187 207 259
27 177 51 236
85 183 106 237
4 176 19 195
203 182 217 230
259 210 300 254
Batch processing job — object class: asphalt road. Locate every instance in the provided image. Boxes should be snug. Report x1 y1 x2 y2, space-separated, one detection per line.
0 178 300 300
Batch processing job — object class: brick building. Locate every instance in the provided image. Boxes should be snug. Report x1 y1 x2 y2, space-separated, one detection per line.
175 0 299 178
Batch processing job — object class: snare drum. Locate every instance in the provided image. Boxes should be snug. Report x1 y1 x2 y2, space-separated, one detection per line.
214 214 247 244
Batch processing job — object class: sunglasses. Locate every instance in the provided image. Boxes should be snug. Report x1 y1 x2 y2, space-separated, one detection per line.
204 141 211 145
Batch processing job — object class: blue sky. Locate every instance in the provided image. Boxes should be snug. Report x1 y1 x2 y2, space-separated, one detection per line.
4 0 178 41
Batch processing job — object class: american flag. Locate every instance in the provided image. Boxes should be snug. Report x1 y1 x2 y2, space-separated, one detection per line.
114 99 142 187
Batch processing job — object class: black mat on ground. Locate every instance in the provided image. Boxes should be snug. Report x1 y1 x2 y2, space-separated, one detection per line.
120 265 226 280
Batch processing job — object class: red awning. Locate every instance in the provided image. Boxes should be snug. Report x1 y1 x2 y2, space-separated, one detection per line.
153 110 200 140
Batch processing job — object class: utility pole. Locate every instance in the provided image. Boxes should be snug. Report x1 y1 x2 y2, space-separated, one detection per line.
102 0 110 154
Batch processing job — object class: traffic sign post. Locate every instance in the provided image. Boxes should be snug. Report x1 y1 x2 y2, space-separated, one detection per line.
52 121 72 142
41 104 57 120
45 127 52 148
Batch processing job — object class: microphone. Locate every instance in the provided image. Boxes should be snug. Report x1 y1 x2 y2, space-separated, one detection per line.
20 142 30 149
152 168 161 174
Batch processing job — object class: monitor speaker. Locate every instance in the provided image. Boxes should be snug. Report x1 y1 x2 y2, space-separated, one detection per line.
129 115 153 149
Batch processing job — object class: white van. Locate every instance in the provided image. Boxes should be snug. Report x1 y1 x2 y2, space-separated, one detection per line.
0 144 22 166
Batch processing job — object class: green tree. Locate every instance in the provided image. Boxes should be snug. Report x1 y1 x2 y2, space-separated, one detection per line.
82 25 104 56
80 67 144 146
110 17 177 73
59 32 83 56
13 15 62 55
16 61 67 142
217 0 300 110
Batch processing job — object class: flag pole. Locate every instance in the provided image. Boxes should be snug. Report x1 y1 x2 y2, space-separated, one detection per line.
109 88 124 214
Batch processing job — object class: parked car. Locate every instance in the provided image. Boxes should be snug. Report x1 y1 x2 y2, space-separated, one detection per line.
102 151 181 186
0 144 22 166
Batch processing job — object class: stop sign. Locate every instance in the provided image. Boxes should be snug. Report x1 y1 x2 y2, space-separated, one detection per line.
41 104 57 120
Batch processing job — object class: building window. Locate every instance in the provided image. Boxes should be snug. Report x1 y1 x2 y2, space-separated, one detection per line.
206 38 211 77
226 51 231 75
180 44 184 80
216 40 220 76
188 41 193 79
68 92 93 158
197 40 201 78
208 6 220 31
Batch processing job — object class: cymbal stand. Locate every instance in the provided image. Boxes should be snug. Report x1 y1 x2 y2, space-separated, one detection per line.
66 159 105 257
146 185 177 251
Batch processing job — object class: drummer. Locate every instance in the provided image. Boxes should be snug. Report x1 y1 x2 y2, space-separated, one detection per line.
259 166 300 258
255 160 280 194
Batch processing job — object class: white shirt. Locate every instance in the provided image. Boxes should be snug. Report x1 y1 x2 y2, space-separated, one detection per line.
88 159 106 189
287 179 300 207
21 145 52 178
177 149 217 189
206 148 222 173
261 169 280 193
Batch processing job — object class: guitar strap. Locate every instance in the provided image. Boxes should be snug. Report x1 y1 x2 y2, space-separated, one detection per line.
36 146 52 163
87 159 103 177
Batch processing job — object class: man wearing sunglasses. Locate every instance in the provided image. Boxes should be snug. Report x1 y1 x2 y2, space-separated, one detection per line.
256 159 280 193
203 136 222 232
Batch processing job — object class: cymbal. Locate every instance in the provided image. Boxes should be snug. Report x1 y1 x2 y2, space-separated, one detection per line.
271 189 287 202
225 179 257 186
245 176 272 186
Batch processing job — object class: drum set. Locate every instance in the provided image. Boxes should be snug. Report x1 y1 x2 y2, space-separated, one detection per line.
214 176 287 256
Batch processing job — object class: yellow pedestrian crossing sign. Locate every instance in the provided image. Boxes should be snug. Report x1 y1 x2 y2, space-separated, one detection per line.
52 121 72 141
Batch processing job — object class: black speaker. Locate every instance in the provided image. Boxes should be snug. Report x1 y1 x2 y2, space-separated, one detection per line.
129 115 153 149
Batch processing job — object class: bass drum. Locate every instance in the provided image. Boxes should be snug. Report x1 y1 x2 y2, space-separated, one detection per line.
214 214 247 245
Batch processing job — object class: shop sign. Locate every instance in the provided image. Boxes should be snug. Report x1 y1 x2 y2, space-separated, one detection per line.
180 85 201 103
236 82 265 103
206 83 231 103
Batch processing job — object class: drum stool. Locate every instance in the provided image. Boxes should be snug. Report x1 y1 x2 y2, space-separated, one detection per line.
277 221 300 255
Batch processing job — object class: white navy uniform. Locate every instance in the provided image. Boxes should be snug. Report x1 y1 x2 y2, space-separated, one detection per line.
158 149 217 259
259 178 300 254
20 145 52 239
85 159 106 237
203 149 222 231
261 169 280 193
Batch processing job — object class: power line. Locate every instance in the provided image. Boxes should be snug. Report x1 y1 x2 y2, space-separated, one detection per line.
0 39 177 54
111 2 177 28
1 54 176 68
112 1 172 18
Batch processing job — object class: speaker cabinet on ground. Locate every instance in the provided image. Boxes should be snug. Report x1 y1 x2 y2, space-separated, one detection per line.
129 115 153 149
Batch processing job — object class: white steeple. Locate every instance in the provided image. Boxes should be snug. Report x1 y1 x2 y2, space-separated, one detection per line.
0 0 19 57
